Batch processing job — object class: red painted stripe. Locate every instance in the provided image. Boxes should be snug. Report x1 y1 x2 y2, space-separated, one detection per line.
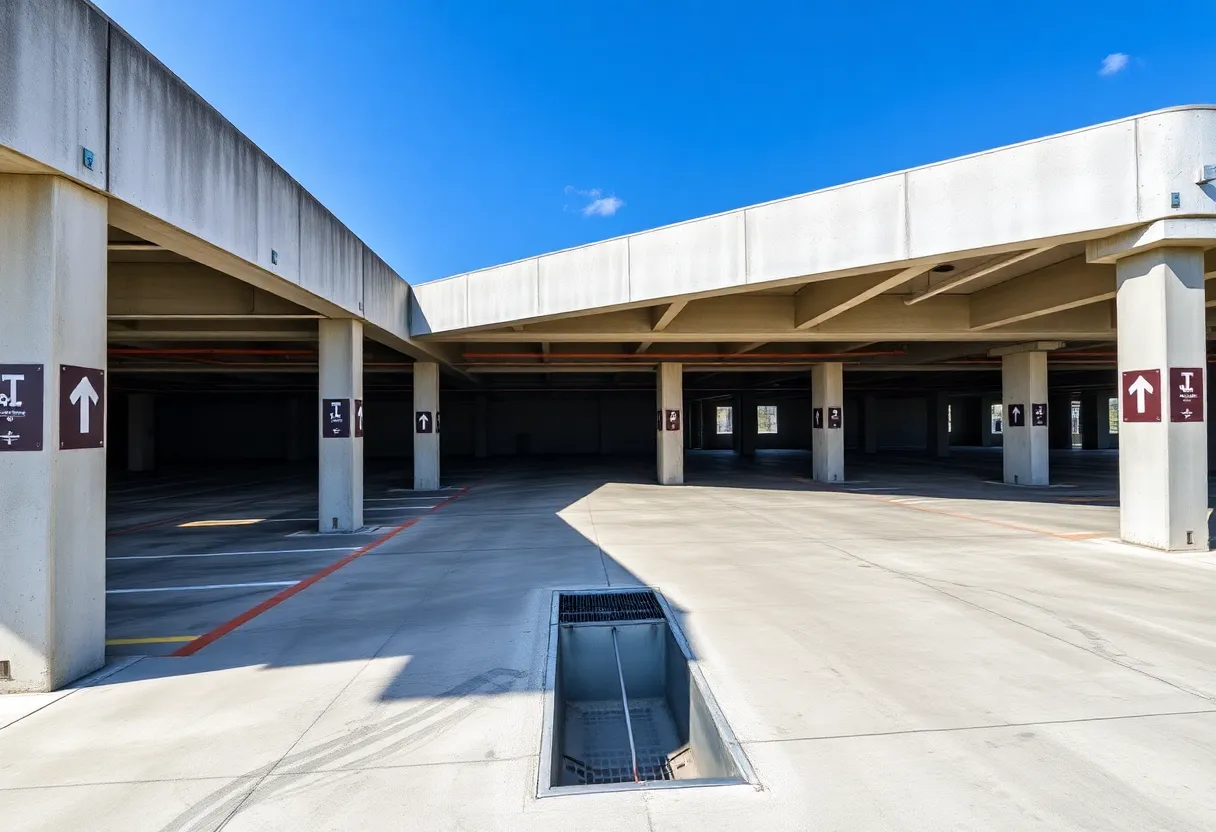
171 488 468 657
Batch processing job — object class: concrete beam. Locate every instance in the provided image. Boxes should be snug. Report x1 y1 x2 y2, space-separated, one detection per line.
108 263 314 318
969 258 1116 330
432 293 1116 342
652 300 688 331
1088 219 1216 264
795 266 929 329
905 248 1051 305
987 341 1066 357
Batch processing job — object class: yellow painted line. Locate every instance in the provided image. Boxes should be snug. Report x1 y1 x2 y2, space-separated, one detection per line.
105 636 200 646
178 518 264 528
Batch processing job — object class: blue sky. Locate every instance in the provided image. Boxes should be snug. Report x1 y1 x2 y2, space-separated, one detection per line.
94 0 1214 283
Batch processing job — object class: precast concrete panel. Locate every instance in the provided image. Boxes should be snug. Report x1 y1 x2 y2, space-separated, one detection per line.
907 121 1138 258
745 174 907 283
362 248 410 340
538 238 630 317
108 29 259 262
410 275 469 335
299 193 363 311
1136 109 1216 219
0 0 108 188
628 212 745 302
255 151 301 283
467 259 539 328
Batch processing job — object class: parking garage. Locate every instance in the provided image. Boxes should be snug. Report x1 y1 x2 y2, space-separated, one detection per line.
7 3 1216 828
3 3 1216 696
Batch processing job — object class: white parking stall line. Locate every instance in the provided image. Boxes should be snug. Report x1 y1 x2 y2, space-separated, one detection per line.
107 581 300 595
107 547 358 562
363 506 436 513
364 497 442 502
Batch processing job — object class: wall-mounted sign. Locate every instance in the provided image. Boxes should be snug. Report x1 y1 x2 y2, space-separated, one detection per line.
1008 404 1025 427
812 407 823 429
665 409 681 431
0 364 43 452
1170 367 1204 423
323 398 350 438
354 399 364 437
827 406 842 429
1032 403 1047 427
59 365 104 449
415 410 433 434
1121 370 1161 423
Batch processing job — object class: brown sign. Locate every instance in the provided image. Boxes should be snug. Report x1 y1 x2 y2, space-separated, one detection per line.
665 409 681 431
59 365 104 449
1122 369 1161 423
353 399 364 437
1170 367 1204 423
0 364 44 452
323 399 350 438
827 406 842 429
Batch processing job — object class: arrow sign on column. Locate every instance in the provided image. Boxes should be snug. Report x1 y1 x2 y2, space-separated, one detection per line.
1121 368 1161 423
69 374 99 434
1127 374 1153 413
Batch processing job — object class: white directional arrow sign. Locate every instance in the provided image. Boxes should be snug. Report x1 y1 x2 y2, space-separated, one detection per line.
1127 374 1153 414
1121 368 1161 423
418 413 429 430
1011 405 1022 420
59 365 104 449
69 374 99 434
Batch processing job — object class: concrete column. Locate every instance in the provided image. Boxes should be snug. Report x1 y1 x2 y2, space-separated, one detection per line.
1048 394 1073 450
862 395 879 454
0 175 107 692
127 393 155 472
413 361 441 490
812 363 844 482
1115 248 1207 551
739 390 757 457
1081 391 1114 451
1002 351 1049 485
285 397 304 462
730 394 743 454
925 392 950 457
474 393 489 459
656 362 683 484
980 395 1000 447
318 319 363 532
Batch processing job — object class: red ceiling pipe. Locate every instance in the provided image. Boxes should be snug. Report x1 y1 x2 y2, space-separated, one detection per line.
108 348 317 357
461 350 909 360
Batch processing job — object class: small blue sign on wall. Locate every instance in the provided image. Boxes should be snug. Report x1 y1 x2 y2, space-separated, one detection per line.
81 147 94 170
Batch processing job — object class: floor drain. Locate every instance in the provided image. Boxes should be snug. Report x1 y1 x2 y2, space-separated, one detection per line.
538 588 757 796
558 591 664 625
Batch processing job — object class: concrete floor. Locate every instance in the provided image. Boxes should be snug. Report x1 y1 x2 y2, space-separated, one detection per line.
104 464 459 655
4 452 1216 830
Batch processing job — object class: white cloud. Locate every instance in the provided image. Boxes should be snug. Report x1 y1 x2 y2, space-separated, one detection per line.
565 186 625 217
583 195 625 217
1099 53 1129 77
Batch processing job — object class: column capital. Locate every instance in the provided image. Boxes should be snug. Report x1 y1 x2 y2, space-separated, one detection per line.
1086 218 1216 264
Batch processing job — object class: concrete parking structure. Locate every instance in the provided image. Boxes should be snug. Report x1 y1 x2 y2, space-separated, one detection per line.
3 0 1216 829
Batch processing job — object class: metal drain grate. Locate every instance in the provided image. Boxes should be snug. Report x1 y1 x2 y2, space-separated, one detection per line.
563 700 680 784
558 591 665 625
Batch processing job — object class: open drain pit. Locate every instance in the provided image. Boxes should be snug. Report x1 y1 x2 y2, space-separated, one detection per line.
539 589 757 796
